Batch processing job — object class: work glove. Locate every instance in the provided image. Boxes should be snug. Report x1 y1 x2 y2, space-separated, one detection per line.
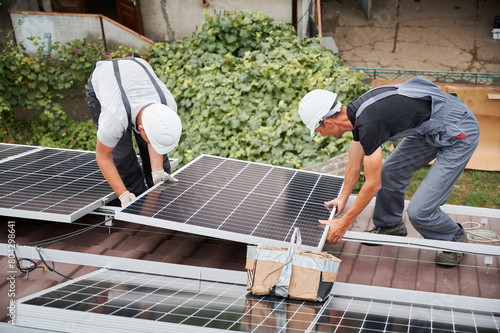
152 169 179 185
119 191 136 207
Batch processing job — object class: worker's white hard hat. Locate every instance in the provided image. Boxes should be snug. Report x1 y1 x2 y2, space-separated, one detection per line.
142 104 182 155
298 89 341 138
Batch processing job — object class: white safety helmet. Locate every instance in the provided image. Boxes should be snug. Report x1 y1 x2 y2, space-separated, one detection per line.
298 89 341 138
142 104 182 154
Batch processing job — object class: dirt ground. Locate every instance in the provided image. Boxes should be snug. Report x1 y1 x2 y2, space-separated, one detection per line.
2 0 499 73
321 0 500 73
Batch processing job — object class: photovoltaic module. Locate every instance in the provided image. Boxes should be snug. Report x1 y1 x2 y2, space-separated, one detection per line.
0 143 115 222
116 155 344 251
17 268 500 332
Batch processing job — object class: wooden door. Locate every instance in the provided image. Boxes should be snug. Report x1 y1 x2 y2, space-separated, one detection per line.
116 0 144 35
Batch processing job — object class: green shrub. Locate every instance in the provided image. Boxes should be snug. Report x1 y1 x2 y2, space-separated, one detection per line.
1 10 498 208
147 11 369 168
0 26 141 148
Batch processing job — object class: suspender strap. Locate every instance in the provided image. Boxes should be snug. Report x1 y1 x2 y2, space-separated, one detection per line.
129 57 167 105
112 60 133 126
355 87 399 119
112 56 168 131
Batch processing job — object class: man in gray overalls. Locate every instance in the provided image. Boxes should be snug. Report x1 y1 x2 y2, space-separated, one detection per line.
298 76 480 266
86 54 182 207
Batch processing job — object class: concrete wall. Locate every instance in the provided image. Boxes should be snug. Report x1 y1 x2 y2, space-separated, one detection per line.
10 12 102 55
8 0 311 54
9 10 153 56
101 16 153 52
10 0 38 11
141 0 308 42
141 0 170 42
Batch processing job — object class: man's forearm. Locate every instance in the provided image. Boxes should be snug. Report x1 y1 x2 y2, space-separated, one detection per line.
339 161 361 200
148 144 164 172
338 141 364 200
343 147 382 224
342 179 379 224
97 156 127 196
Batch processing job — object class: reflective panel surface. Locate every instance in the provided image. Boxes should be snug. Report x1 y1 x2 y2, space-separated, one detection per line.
0 143 37 159
119 155 344 249
20 269 500 332
0 143 114 222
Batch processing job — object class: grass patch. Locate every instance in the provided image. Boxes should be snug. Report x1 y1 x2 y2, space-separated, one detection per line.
405 166 500 208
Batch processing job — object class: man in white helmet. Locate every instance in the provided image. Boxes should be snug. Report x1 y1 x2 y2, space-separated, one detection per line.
86 54 182 207
298 77 479 266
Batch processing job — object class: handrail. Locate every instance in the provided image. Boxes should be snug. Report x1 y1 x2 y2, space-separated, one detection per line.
349 67 500 86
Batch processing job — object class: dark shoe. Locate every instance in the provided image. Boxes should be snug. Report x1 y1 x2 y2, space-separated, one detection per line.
435 224 467 267
362 221 407 246
365 221 408 236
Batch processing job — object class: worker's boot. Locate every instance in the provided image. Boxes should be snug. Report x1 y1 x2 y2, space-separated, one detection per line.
435 224 467 267
365 221 408 236
362 221 407 245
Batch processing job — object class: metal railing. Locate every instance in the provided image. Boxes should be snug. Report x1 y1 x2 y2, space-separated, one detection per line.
349 67 500 86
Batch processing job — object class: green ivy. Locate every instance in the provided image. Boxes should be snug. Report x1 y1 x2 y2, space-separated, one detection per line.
148 11 369 168
2 10 369 170
0 25 142 147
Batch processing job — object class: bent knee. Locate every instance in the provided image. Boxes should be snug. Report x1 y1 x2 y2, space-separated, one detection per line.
407 201 434 226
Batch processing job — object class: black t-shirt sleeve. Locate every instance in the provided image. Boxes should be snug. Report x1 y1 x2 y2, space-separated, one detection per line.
352 128 359 142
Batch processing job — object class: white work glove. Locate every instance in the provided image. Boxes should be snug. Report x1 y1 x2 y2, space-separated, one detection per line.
152 169 178 185
119 191 136 207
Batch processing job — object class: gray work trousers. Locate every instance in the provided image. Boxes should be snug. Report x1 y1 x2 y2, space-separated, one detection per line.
89 106 171 197
372 95 480 241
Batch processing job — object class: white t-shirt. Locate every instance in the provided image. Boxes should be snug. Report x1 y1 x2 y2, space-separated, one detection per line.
91 58 177 148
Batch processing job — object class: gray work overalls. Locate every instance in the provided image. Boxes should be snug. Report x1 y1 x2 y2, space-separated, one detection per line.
357 76 480 241
86 55 171 196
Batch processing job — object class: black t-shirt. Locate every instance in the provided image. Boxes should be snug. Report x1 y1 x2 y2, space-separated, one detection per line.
346 86 432 156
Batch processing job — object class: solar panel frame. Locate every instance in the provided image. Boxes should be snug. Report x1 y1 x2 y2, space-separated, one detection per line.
116 154 345 251
16 268 500 333
0 143 116 223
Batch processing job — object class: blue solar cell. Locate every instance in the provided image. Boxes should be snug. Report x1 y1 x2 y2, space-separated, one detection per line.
18 269 500 332
118 155 344 250
0 143 114 222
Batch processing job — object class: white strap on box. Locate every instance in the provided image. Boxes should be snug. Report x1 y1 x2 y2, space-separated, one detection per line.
274 228 301 298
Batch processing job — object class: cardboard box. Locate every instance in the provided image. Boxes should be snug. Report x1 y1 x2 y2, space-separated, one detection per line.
245 229 341 302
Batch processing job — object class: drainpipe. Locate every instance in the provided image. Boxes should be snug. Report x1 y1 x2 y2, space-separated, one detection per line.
292 0 297 31
316 0 322 44
99 16 108 52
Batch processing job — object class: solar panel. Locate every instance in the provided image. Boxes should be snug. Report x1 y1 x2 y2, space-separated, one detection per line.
116 155 344 251
0 143 38 160
0 143 115 222
17 268 500 333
